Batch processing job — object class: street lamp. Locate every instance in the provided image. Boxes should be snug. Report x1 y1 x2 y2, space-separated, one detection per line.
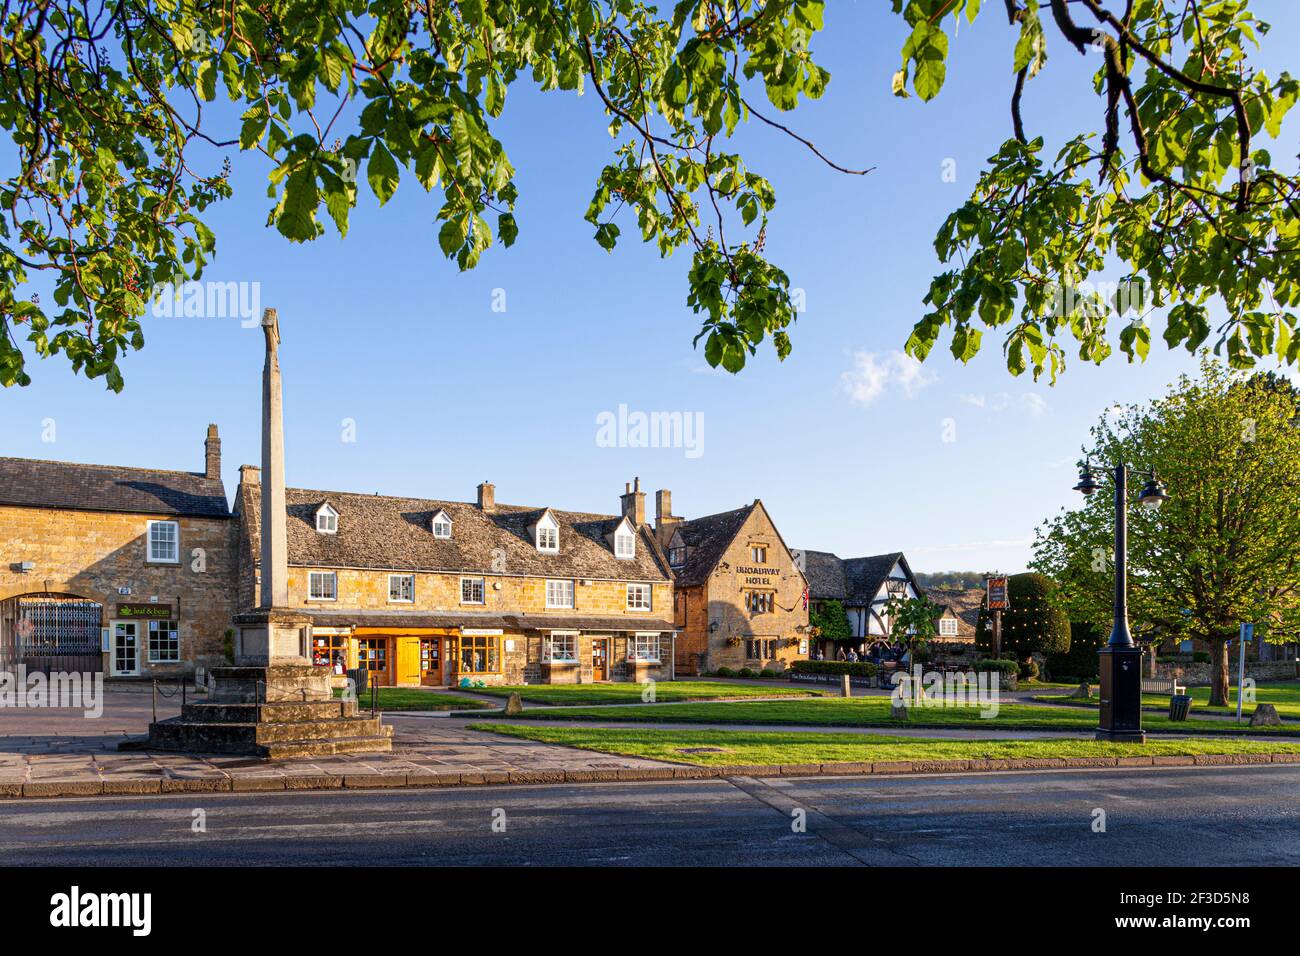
1074 460 1170 743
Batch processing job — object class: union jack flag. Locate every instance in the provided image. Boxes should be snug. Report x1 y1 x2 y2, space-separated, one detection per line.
801 586 809 611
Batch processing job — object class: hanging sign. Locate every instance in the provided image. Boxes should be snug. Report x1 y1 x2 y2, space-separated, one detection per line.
986 577 1010 611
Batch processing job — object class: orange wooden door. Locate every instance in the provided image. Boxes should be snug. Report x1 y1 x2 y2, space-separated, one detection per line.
592 639 608 681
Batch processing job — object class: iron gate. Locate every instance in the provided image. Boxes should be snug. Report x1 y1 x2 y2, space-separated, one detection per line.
0 595 104 675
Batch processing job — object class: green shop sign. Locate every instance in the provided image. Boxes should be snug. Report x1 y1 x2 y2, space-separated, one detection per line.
116 603 174 619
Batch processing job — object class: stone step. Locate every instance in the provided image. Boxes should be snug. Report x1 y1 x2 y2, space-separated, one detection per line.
260 733 394 759
132 715 389 755
181 700 359 723
254 717 384 743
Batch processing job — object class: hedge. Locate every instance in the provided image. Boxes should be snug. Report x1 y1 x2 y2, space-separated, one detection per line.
973 658 1019 675
790 660 879 678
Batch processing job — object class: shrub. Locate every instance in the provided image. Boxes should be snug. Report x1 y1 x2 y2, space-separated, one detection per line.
1047 621 1103 681
1192 650 1211 664
737 667 756 678
1019 658 1040 681
809 599 852 643
976 573 1071 660
790 660 878 678
761 668 782 679
714 666 735 678
973 658 1019 675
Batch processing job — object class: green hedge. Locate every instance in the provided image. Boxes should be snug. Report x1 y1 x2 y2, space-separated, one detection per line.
973 658 1019 675
790 660 879 678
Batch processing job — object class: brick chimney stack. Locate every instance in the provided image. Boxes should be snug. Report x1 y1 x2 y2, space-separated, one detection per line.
204 424 222 480
239 464 261 485
620 477 646 526
477 480 495 512
654 488 682 548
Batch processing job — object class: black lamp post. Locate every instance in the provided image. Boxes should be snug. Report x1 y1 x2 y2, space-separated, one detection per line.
1074 460 1169 743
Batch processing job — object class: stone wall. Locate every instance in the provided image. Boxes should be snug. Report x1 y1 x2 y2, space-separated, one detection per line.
0 505 237 674
1156 659 1298 685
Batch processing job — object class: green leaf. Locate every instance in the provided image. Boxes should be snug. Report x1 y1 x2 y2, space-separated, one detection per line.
367 144 400 205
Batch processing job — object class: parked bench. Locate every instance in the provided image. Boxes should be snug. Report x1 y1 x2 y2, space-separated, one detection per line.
1141 677 1186 696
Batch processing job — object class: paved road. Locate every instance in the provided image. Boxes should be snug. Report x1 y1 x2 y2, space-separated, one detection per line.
3 765 1298 866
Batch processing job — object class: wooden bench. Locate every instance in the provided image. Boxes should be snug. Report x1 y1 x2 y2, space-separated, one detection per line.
1141 677 1186 696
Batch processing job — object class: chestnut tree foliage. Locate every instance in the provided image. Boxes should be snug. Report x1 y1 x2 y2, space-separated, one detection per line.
894 0 1300 381
1030 357 1300 706
0 0 865 389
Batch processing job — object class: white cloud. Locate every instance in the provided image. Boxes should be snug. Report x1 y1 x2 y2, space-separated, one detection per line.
959 391 1049 417
842 350 935 406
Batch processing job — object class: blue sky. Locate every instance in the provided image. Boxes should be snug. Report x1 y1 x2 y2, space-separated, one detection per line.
3 3 1298 574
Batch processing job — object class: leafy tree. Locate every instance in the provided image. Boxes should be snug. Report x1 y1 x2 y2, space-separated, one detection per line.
975 572 1071 661
1031 355 1300 705
892 1 1300 380
1046 621 1104 682
884 591 942 659
0 0 867 389
808 597 850 643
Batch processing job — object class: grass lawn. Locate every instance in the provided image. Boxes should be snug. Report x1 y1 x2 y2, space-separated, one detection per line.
483 696 1296 734
468 680 824 706
470 723 1300 767
1034 681 1300 720
333 687 491 711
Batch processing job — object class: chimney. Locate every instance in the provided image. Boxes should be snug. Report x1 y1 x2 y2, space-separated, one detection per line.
620 477 646 526
239 464 261 485
204 424 222 480
477 481 495 512
655 488 682 548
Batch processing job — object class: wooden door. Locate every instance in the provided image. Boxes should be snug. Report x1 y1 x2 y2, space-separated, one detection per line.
396 637 421 685
592 638 608 681
419 637 442 686
111 622 140 676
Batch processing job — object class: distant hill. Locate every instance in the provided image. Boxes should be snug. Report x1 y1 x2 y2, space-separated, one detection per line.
914 571 986 591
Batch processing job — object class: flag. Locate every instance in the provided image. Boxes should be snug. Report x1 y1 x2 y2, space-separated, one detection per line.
802 586 809 611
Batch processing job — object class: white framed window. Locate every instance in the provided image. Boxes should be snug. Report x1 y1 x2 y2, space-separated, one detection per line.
629 633 660 662
669 546 686 566
431 511 452 538
147 520 179 563
751 545 767 564
542 632 579 663
461 577 485 605
308 571 338 601
147 619 180 662
316 504 338 534
537 526 558 552
939 618 959 637
388 574 415 603
626 583 652 611
545 579 575 609
615 528 636 559
744 591 774 614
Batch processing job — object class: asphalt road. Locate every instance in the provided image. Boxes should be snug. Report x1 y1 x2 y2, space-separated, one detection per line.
2 765 1298 866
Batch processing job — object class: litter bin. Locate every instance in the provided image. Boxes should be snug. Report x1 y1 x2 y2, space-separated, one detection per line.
1169 693 1193 721
347 667 368 695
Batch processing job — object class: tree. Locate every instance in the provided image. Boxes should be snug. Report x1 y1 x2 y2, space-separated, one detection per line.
1031 356 1300 706
6 3 1300 392
892 1 1300 381
808 598 850 643
975 572 1071 661
1046 621 1104 683
884 592 942 659
0 0 867 389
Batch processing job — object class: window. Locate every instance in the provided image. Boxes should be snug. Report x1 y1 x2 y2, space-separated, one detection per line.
431 512 452 538
460 634 500 673
745 591 774 614
751 545 767 564
542 632 578 663
545 579 574 609
388 574 415 603
419 638 440 673
316 504 338 534
147 619 179 662
461 577 485 604
629 633 660 661
147 521 179 563
669 546 686 566
308 571 338 601
357 637 387 673
746 638 777 660
312 633 347 672
615 529 636 559
626 583 652 611
537 525 558 552
939 618 959 637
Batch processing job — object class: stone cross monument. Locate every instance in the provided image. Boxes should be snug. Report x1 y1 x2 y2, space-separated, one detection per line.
259 308 289 610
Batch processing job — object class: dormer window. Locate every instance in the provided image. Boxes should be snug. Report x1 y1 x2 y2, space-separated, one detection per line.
535 511 559 553
431 510 452 539
611 518 636 560
669 546 686 567
315 504 338 534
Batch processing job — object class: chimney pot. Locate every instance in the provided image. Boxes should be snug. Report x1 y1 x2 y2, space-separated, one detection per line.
620 478 646 526
204 424 222 480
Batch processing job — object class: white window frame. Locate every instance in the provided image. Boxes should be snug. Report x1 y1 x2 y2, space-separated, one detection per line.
536 520 559 553
431 512 452 539
614 529 636 559
460 576 486 605
308 571 338 602
629 632 661 662
939 618 959 637
542 631 579 663
146 520 180 564
388 573 415 604
545 579 575 609
626 583 652 611
316 505 338 534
